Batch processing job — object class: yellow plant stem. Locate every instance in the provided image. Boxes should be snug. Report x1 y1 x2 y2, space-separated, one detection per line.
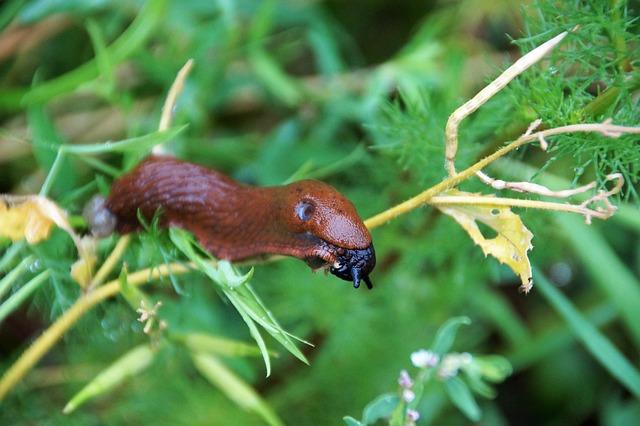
89 235 131 289
0 261 210 401
365 136 528 229
364 123 639 229
429 195 604 219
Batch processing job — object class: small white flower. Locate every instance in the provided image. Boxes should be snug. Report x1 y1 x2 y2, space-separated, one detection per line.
402 389 415 403
437 352 474 379
407 409 420 422
136 300 163 335
398 369 413 389
411 349 439 368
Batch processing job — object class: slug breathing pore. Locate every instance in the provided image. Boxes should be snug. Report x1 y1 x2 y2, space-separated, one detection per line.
88 156 376 289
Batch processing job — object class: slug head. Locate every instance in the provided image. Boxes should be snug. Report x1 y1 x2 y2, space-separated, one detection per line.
281 180 376 289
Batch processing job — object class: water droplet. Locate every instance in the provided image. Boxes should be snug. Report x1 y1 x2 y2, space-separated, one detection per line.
28 259 42 273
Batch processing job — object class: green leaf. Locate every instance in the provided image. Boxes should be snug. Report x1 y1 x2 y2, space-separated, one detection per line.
0 270 50 324
472 355 512 382
0 255 33 300
61 125 188 156
169 228 309 375
0 0 26 31
118 264 150 311
191 352 283 426
248 0 302 106
362 393 400 424
431 316 471 355
27 99 76 194
19 0 107 23
21 0 168 105
180 332 266 358
0 242 25 273
342 416 363 426
536 271 640 399
556 214 640 349
86 18 115 94
63 344 155 414
443 376 481 422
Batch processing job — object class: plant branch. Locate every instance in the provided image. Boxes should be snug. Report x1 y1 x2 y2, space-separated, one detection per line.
153 58 194 154
445 29 572 176
89 235 131 289
364 122 639 230
0 260 211 401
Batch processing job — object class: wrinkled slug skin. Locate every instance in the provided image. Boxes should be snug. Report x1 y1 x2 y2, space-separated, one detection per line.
106 156 372 263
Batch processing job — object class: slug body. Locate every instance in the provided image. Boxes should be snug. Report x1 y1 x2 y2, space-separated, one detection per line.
104 156 375 289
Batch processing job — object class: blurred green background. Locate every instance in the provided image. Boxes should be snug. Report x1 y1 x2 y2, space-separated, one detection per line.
0 0 639 424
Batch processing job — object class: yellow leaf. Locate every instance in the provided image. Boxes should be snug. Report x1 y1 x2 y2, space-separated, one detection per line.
0 197 61 243
1 195 92 287
70 236 97 288
436 190 534 292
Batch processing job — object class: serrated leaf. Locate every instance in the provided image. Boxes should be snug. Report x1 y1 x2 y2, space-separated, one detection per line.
436 190 534 292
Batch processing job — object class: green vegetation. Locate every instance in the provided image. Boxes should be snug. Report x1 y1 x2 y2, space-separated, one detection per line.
0 0 639 424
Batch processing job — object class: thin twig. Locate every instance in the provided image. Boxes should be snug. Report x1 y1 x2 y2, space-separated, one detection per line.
445 30 572 176
475 170 597 198
0 261 209 401
153 58 194 154
88 235 131 289
365 122 639 229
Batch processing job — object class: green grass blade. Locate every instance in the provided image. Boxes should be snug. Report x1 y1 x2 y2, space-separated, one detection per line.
507 303 617 371
180 332 265 358
63 344 155 413
191 352 284 426
224 290 272 377
556 214 640 349
22 0 168 105
62 125 187 155
0 270 50 324
0 0 26 31
0 255 34 300
0 242 26 273
536 271 640 399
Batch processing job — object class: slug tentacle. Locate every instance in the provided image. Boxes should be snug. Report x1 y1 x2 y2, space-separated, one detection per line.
103 156 376 289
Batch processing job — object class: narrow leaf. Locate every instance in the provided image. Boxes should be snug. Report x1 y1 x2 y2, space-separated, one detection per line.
191 352 283 426
362 393 400 424
443 377 481 421
181 332 265 358
63 344 155 413
62 125 187 156
0 271 50 324
343 417 363 426
431 316 471 355
536 271 640 399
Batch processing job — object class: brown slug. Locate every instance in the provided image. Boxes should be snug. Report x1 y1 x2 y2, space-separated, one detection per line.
88 156 376 289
